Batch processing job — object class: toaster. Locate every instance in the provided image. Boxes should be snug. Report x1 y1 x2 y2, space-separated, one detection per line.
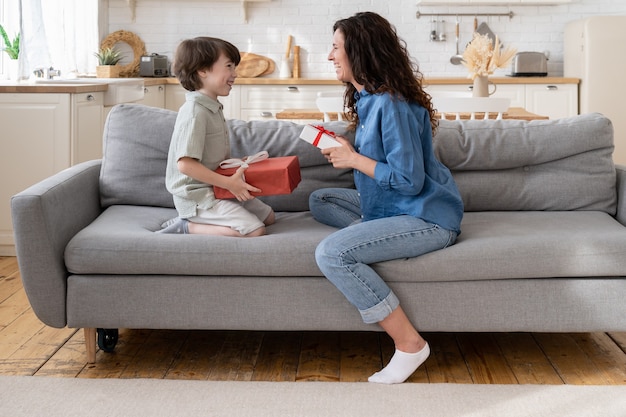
510 52 548 77
140 54 170 77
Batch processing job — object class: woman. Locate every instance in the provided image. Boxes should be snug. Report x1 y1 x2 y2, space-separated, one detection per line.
310 12 464 384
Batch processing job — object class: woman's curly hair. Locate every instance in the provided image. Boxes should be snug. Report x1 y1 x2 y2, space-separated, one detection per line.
333 12 437 134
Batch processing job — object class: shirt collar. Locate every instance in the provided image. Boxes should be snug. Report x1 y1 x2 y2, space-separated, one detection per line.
186 91 223 113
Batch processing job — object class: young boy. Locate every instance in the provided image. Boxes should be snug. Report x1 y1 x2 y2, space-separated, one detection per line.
159 37 275 237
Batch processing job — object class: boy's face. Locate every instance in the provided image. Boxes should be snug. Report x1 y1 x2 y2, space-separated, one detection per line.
198 52 237 100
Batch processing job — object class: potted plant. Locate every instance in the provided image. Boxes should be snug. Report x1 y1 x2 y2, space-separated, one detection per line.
0 24 19 60
94 47 123 78
0 24 19 80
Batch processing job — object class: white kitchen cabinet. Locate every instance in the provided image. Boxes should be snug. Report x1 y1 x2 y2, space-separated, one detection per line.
165 84 239 119
425 82 577 119
1 94 69 255
137 85 166 109
72 92 104 164
0 91 104 255
164 84 186 112
524 83 577 120
425 84 526 108
239 84 344 121
166 83 343 122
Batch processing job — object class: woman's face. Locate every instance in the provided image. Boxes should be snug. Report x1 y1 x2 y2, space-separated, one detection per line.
328 29 355 85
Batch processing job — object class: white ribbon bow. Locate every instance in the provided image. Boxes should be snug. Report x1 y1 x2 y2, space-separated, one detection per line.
219 151 269 169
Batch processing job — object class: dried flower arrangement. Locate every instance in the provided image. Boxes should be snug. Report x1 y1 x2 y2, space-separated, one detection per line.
462 33 517 79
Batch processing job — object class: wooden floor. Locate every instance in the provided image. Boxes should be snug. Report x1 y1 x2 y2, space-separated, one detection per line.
2 256 626 384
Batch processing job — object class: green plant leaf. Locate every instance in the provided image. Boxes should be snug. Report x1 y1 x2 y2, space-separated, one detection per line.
94 47 124 65
0 24 19 59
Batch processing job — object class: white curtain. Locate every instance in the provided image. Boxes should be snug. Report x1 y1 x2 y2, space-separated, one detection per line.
19 0 99 79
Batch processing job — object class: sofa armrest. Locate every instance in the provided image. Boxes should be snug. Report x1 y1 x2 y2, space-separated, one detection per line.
11 160 103 328
615 164 626 226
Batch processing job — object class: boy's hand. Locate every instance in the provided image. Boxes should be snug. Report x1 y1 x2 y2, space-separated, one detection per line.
226 166 261 201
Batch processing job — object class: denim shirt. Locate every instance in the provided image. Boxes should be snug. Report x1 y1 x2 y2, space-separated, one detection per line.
353 89 464 234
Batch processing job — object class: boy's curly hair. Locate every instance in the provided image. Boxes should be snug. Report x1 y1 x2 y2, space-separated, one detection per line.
333 12 437 134
173 37 241 92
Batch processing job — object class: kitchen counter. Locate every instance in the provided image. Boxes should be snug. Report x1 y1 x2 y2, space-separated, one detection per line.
276 107 550 121
0 76 578 93
144 76 579 86
423 76 580 85
0 81 109 94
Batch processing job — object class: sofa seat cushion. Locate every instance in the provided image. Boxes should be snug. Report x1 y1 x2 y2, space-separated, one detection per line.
376 211 626 282
65 207 626 282
65 206 336 277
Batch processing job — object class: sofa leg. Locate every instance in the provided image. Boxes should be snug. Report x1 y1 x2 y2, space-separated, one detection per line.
84 328 96 363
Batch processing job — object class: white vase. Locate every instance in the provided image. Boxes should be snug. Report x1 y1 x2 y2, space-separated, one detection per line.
472 76 488 97
6 59 18 81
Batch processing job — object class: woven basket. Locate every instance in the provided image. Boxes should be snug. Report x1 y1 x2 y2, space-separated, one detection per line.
96 65 121 78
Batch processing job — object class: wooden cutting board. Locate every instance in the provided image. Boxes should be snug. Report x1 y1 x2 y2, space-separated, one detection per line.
237 53 275 78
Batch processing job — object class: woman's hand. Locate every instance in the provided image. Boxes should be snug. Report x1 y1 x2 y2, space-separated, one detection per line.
321 136 356 168
322 136 377 177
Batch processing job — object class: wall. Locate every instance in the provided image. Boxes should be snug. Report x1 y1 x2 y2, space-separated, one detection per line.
106 0 626 79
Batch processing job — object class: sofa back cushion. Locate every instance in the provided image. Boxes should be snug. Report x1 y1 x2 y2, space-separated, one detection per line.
100 104 177 209
433 113 617 214
100 104 354 211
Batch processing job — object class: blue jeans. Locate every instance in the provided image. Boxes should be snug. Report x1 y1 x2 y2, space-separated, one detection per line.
310 188 458 324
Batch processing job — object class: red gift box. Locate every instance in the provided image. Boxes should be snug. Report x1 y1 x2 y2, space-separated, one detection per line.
214 155 301 199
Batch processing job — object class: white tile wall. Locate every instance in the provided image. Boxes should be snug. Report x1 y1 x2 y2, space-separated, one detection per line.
107 0 626 78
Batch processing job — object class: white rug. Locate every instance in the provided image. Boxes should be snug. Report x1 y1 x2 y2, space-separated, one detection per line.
1 376 625 417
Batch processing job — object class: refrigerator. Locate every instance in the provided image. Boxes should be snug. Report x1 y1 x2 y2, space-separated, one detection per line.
564 16 626 165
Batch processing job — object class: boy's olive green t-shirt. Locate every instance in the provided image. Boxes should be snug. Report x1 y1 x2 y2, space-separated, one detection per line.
165 91 230 218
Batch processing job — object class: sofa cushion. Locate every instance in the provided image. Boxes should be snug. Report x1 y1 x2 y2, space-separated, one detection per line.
99 104 354 212
100 104 177 209
433 113 617 214
65 207 626 282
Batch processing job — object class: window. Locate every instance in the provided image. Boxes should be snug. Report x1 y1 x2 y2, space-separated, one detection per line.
2 0 99 80
0 0 19 78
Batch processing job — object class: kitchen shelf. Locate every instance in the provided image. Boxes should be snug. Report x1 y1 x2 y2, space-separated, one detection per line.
416 11 514 19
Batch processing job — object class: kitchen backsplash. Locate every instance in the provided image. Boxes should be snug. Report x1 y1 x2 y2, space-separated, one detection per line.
107 0 626 79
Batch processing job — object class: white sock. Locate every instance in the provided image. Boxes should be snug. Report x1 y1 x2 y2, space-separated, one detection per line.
157 218 189 234
368 343 430 384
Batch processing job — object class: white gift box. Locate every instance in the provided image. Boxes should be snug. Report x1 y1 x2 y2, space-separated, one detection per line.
299 124 341 149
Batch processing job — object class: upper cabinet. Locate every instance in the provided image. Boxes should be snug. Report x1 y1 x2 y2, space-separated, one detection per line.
127 0 271 23
416 0 572 4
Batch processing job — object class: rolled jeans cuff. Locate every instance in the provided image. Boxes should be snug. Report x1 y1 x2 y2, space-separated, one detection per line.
359 291 400 324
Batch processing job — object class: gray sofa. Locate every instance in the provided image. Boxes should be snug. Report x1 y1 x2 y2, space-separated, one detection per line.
12 104 626 363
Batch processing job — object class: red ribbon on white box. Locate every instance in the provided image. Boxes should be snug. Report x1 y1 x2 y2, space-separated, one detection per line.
312 126 336 147
219 151 269 169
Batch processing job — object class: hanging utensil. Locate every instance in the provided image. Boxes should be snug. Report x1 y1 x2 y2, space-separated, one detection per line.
450 18 463 65
476 22 497 47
